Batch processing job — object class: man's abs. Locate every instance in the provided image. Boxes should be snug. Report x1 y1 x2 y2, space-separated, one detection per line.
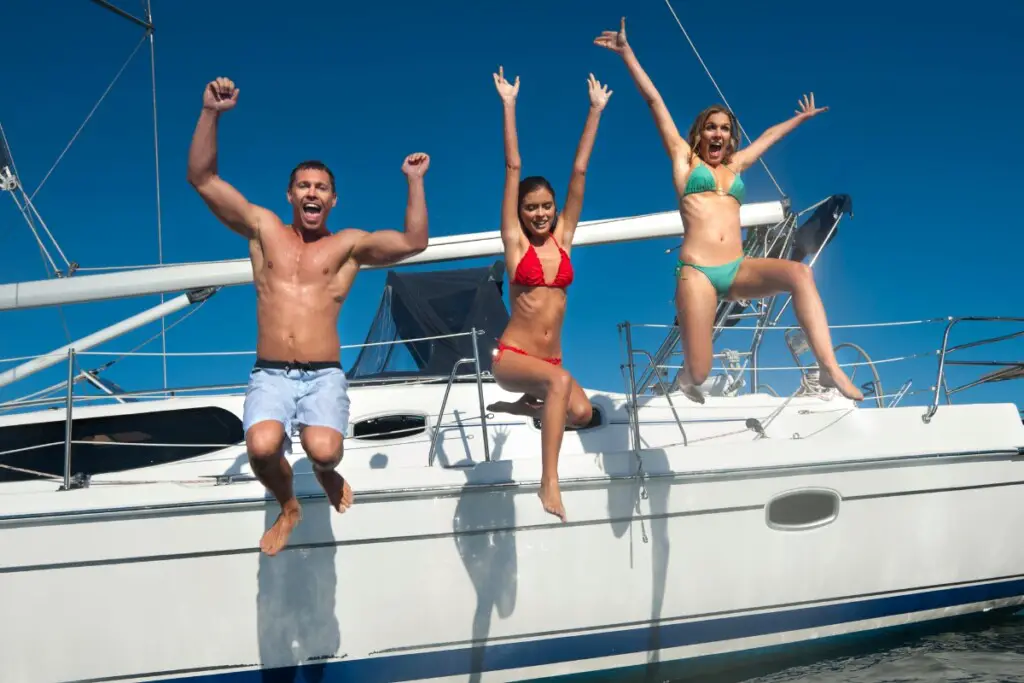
248 226 358 362
254 286 343 362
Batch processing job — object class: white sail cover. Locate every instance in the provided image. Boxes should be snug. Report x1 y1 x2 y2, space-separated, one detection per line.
0 202 785 311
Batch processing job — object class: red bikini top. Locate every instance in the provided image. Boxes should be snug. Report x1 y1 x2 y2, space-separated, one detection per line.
511 237 574 289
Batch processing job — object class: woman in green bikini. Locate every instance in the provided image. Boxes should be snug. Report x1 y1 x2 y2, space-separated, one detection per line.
595 18 862 403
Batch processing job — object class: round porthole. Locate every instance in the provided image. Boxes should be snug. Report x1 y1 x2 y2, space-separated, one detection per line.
765 488 840 531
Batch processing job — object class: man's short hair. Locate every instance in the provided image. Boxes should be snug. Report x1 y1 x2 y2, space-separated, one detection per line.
289 160 335 193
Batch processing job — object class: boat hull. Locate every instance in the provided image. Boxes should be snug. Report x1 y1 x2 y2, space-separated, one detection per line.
2 387 1023 682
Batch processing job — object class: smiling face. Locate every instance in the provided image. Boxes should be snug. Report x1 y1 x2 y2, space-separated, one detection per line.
519 188 556 236
517 176 558 239
286 163 337 232
688 106 739 166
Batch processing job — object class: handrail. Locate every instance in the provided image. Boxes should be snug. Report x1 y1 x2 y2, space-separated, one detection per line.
16 329 494 488
469 329 491 463
425 327 491 466
631 347 688 446
0 328 491 414
10 314 1021 490
922 316 1024 424
62 348 75 491
1 372 496 413
620 314 1022 430
0 329 486 365
621 322 641 455
426 358 491 467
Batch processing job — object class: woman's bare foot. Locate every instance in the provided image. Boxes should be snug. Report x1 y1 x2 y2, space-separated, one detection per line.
315 469 353 513
674 367 705 405
819 365 864 401
487 394 544 419
260 499 302 556
538 478 567 523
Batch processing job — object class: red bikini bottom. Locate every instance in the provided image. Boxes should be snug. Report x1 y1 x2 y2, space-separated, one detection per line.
493 341 562 366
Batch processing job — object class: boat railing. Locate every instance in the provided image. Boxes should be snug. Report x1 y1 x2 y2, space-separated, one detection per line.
0 329 493 409
3 317 1020 488
0 329 493 490
620 318 939 404
922 316 1024 423
619 315 1023 443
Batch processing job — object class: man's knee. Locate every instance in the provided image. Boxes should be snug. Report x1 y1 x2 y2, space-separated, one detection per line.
302 428 344 470
295 369 349 469
246 421 286 461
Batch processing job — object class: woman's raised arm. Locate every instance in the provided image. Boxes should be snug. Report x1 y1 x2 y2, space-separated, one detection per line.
730 93 828 172
559 74 612 244
595 17 690 164
494 66 523 248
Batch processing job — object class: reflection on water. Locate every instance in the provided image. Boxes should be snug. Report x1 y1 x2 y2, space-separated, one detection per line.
742 613 1024 683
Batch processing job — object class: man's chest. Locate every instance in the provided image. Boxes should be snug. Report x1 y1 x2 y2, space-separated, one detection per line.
262 239 346 282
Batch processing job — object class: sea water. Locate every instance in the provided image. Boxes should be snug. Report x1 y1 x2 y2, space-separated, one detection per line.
741 614 1024 682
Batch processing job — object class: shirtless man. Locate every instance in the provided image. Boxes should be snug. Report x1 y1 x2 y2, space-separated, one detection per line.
186 77 430 556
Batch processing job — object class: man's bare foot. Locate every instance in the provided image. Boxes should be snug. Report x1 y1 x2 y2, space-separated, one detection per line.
538 479 567 523
487 394 544 419
315 468 354 513
260 500 302 556
819 365 864 401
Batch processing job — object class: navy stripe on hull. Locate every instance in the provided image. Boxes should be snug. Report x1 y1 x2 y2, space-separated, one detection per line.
122 578 1024 683
531 606 1024 683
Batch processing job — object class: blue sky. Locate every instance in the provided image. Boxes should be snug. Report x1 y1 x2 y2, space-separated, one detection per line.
1 0 1021 411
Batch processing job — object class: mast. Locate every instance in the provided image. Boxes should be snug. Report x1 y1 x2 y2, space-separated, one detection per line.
0 202 785 311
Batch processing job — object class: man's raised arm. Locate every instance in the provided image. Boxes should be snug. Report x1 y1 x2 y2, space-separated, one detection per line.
352 153 431 266
186 77 262 240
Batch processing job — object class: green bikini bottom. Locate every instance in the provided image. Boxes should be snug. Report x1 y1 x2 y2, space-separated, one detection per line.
674 256 743 297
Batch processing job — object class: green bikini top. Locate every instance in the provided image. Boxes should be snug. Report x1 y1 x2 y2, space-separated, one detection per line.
683 159 745 204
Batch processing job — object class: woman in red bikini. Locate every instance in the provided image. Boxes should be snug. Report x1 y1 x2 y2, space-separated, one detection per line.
486 65 611 523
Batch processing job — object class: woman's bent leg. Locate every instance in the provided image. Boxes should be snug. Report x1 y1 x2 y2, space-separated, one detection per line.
674 266 720 403
491 352 575 521
486 392 544 419
566 378 593 427
727 258 863 400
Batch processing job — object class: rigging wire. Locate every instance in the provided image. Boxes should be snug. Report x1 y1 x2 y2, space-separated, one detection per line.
144 0 168 390
1 125 63 273
8 191 60 275
1 127 75 350
5 16 157 388
661 0 786 198
29 33 147 203
21 192 73 272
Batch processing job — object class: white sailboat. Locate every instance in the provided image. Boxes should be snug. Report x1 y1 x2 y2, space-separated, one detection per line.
1 3 1022 683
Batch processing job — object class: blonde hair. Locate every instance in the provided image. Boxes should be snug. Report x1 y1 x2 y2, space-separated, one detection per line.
687 105 740 164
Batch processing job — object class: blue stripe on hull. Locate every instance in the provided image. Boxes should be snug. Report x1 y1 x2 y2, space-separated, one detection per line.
152 578 1024 683
531 606 1024 682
